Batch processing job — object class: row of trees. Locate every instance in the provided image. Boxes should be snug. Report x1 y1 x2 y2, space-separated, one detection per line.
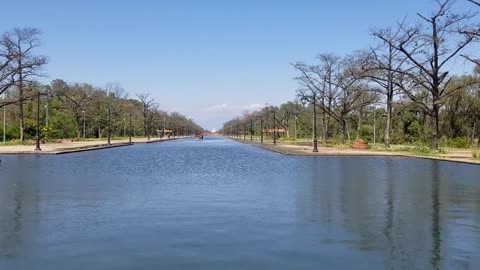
0 28 203 141
222 0 480 150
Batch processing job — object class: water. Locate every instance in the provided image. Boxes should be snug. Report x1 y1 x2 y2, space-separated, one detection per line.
1 136 480 269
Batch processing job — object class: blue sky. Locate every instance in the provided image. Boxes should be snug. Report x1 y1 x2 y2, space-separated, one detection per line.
0 0 475 130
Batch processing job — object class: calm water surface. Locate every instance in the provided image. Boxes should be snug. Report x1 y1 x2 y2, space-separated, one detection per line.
1 136 480 269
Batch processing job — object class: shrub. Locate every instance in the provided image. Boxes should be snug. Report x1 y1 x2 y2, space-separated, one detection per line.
3 125 20 141
439 135 449 147
473 149 480 160
23 124 37 140
447 137 470 149
413 143 431 155
437 148 449 154
358 125 373 143
41 125 58 142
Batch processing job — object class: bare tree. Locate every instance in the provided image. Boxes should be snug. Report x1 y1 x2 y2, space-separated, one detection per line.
315 54 342 142
52 80 94 138
467 0 480 7
364 26 408 147
373 0 480 149
145 103 159 139
136 93 155 137
294 56 377 144
0 42 15 101
1 27 47 141
293 56 341 144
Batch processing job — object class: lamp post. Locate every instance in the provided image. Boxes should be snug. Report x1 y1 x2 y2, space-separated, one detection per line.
82 110 86 139
35 91 52 151
107 107 111 146
292 109 299 140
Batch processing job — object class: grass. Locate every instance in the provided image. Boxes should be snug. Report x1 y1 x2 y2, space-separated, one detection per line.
0 139 62 146
436 148 449 155
333 143 352 149
0 140 35 146
370 144 413 152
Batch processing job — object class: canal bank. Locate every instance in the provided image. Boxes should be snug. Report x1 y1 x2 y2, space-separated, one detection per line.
231 138 480 165
0 136 188 155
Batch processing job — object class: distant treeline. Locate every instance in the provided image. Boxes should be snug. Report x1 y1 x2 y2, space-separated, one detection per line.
222 0 480 149
0 28 203 141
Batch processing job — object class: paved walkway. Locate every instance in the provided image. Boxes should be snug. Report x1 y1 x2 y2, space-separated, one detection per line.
233 138 480 165
0 137 186 155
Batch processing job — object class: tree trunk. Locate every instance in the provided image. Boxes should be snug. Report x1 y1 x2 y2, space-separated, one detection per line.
470 121 476 146
143 106 147 137
384 93 392 147
18 66 24 141
346 124 351 142
340 118 346 145
75 115 82 138
322 113 328 144
356 112 363 139
431 104 440 150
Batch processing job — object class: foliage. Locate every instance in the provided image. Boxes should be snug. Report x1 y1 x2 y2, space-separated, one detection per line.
412 143 431 155
446 138 470 149
41 125 58 141
473 148 480 160
358 125 373 143
437 148 449 155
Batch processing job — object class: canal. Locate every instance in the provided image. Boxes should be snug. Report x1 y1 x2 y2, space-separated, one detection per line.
1 136 480 269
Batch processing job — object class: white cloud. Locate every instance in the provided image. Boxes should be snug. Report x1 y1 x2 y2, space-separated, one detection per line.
193 103 267 129
243 103 264 111
203 103 264 114
205 103 229 112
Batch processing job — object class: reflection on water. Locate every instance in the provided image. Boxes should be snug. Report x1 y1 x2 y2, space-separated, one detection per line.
0 157 40 260
0 136 480 269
